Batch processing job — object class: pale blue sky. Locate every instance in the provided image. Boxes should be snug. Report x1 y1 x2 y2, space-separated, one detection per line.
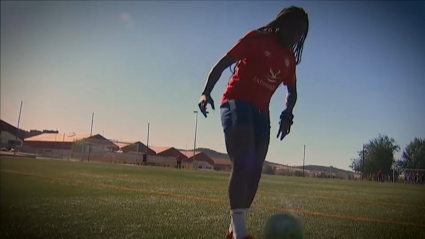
2 1 424 170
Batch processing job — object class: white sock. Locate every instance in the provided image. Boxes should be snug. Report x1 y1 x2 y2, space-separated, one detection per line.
230 209 248 239
229 208 249 231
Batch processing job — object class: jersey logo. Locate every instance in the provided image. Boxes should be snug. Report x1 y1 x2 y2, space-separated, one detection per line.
266 68 281 83
264 51 271 57
285 58 290 68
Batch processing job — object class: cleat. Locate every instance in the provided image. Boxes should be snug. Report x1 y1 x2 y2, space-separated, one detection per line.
225 230 233 239
225 230 253 239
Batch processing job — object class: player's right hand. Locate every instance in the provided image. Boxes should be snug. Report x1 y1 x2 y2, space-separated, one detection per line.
277 110 294 141
198 94 215 118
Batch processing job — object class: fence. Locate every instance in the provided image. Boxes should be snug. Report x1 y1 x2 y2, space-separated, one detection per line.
70 151 192 168
69 138 193 169
19 146 72 159
16 136 364 178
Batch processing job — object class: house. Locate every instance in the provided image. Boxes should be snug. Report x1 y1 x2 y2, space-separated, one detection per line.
179 150 231 171
180 151 215 170
0 119 26 148
23 133 118 158
0 130 23 148
116 141 155 155
24 132 84 150
211 157 232 171
82 134 119 152
150 146 188 161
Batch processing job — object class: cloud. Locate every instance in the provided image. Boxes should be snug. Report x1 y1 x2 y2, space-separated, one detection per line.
119 12 135 28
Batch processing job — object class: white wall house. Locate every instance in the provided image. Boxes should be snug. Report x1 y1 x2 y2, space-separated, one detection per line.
82 144 112 153
194 161 214 170
0 131 23 147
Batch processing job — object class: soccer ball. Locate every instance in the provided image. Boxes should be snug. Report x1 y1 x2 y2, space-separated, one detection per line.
264 212 304 239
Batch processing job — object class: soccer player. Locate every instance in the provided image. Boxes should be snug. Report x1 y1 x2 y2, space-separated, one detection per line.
176 153 182 169
198 6 309 239
377 170 383 182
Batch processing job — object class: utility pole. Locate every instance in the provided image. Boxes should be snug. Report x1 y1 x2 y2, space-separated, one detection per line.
87 113 94 162
193 111 199 169
362 144 365 180
14 101 23 156
330 166 332 179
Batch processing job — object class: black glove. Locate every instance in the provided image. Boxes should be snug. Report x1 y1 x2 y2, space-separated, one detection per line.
198 93 215 118
277 110 294 141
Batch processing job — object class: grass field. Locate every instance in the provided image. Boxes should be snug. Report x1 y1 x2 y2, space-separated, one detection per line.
1 156 424 239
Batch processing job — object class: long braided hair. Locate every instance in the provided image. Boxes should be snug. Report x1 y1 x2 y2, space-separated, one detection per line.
258 6 309 65
230 6 309 74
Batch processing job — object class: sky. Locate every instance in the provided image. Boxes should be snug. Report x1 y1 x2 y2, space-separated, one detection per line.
1 1 425 170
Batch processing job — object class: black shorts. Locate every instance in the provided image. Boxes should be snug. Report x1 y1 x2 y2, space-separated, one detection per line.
220 99 270 172
220 99 270 142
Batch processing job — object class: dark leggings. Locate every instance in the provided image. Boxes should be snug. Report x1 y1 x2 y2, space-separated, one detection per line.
220 100 270 210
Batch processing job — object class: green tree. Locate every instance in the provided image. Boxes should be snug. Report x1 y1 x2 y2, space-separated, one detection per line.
398 138 425 170
349 145 368 173
350 134 400 176
72 139 86 153
350 157 362 173
263 165 276 175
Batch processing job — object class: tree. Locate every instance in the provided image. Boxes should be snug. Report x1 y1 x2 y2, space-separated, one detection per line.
398 138 425 170
349 157 361 173
349 144 369 173
72 139 86 154
350 134 400 177
263 165 276 175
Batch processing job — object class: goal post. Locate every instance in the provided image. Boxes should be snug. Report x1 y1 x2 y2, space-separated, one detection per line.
398 168 425 184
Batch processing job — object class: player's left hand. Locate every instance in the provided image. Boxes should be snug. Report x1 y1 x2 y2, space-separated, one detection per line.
277 110 294 141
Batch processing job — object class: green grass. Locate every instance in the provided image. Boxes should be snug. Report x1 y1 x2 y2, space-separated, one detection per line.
1 157 424 239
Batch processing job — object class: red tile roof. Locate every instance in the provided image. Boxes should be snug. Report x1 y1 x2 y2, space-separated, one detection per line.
149 146 173 154
179 150 203 158
118 141 155 154
115 141 137 149
84 135 119 148
25 133 118 148
25 133 92 142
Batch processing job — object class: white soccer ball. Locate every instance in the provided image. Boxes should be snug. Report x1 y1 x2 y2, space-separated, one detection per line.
264 212 304 239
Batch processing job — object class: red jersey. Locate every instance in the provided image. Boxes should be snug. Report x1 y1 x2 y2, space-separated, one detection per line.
221 30 296 113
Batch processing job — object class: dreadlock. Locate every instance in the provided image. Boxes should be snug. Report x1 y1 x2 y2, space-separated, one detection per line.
230 6 308 74
258 6 309 65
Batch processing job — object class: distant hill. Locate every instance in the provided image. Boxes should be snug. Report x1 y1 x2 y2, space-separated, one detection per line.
293 165 353 174
196 147 229 158
177 147 228 158
182 147 354 174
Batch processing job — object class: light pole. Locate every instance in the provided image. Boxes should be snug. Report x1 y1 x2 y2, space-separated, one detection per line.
362 144 365 181
146 122 150 155
193 111 198 169
302 145 306 177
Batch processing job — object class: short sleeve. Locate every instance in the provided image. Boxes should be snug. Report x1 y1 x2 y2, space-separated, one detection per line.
284 67 296 86
226 30 261 61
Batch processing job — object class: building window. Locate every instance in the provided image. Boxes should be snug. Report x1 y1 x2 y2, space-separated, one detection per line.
7 140 22 146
